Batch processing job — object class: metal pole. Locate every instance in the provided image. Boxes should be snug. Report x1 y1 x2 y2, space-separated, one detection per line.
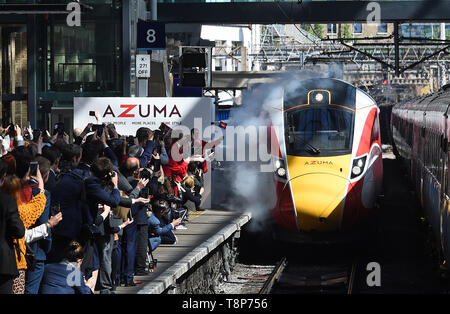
137 0 153 97
441 23 446 41
123 0 132 96
394 22 400 77
27 12 37 128
151 0 157 21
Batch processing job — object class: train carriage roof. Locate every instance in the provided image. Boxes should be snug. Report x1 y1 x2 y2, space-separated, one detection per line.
283 78 357 111
394 86 450 115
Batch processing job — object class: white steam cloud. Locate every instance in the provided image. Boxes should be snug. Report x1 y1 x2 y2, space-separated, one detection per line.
212 69 343 232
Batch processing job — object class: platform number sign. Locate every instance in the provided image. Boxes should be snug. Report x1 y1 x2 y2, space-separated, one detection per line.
137 21 166 50
136 55 151 78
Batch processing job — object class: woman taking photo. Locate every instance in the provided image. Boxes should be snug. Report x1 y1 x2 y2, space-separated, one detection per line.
0 165 46 294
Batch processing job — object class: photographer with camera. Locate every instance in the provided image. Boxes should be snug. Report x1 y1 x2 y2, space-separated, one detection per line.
148 199 181 246
128 164 158 278
181 175 203 212
84 157 122 294
152 129 169 166
135 127 156 169
74 123 93 146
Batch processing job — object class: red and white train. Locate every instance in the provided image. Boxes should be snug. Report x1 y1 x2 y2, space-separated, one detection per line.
391 85 450 269
268 78 383 241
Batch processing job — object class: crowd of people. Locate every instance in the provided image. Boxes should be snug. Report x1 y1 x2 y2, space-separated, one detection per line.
0 120 220 294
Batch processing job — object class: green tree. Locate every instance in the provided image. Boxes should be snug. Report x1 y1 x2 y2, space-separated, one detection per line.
303 24 324 39
341 24 352 42
312 24 324 39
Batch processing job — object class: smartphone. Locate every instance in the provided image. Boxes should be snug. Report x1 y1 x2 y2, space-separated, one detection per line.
30 161 38 177
8 123 16 138
50 203 60 216
89 111 96 117
152 159 161 173
53 122 65 136
92 124 104 136
26 121 31 129
179 209 187 221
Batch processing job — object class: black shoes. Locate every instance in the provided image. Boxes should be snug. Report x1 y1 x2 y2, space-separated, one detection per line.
135 270 150 276
125 281 137 287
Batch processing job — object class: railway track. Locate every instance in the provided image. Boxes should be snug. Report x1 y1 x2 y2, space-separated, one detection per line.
259 258 359 294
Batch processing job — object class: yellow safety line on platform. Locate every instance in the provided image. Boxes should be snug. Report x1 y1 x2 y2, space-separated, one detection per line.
189 210 206 221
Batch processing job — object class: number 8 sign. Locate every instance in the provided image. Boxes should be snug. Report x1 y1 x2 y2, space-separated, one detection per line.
137 21 165 50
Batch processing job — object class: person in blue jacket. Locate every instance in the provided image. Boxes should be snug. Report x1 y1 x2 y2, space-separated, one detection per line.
40 240 92 294
148 200 181 247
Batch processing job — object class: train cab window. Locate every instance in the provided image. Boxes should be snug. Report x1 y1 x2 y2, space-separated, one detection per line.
371 112 380 144
285 106 355 157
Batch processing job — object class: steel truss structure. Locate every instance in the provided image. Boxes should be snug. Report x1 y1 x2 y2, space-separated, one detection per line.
212 24 449 86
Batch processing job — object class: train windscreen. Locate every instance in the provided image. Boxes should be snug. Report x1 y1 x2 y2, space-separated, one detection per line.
285 106 355 157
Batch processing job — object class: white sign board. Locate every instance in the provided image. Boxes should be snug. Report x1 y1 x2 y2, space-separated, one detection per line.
74 97 214 208
136 55 151 78
74 97 213 136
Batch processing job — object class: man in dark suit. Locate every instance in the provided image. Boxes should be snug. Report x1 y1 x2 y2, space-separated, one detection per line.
0 178 25 293
85 157 121 294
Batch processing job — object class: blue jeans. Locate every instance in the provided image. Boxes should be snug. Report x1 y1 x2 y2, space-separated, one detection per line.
121 222 137 284
25 261 45 294
149 237 161 251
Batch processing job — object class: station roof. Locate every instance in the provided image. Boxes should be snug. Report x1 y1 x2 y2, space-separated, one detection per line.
157 1 450 24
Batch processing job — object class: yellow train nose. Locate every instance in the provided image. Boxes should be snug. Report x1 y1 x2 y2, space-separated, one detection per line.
290 173 350 231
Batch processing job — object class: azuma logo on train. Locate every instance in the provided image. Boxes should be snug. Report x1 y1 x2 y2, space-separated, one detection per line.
304 161 334 166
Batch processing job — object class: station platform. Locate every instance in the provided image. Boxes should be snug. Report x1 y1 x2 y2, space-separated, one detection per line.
114 209 252 294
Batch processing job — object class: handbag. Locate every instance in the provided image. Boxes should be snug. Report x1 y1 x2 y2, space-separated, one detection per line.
15 241 36 271
24 242 36 271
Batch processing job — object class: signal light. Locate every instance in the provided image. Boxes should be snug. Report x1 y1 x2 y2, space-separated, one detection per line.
179 47 209 88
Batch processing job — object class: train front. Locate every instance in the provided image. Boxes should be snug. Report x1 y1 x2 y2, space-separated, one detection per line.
270 78 383 241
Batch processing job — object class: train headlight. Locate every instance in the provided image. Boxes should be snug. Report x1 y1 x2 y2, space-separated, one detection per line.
352 166 362 176
351 156 367 179
277 167 286 177
274 158 287 179
315 93 324 102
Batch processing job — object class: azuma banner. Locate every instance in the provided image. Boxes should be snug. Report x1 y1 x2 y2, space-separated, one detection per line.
73 97 214 136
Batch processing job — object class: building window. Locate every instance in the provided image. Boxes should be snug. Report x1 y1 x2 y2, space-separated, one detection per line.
327 24 337 35
45 22 122 93
378 23 388 34
353 23 362 34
